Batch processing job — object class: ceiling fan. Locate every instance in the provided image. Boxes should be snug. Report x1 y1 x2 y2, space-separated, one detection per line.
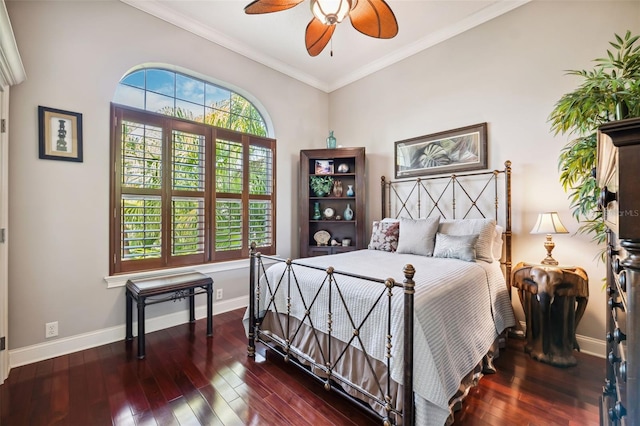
244 0 399 57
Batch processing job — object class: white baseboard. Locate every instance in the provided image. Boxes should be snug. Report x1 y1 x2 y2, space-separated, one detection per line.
576 335 606 358
9 296 248 368
10 305 606 369
517 321 605 359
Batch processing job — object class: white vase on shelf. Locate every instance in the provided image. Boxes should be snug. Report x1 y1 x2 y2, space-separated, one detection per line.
343 203 353 221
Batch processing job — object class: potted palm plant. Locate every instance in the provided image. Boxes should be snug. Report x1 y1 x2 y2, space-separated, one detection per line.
548 31 640 248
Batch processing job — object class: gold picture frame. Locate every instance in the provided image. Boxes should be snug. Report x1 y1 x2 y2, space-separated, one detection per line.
38 106 83 162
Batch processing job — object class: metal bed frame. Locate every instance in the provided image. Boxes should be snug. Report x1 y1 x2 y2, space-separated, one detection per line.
247 161 512 425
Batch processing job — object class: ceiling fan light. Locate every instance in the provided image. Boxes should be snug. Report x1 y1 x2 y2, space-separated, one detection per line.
310 0 352 25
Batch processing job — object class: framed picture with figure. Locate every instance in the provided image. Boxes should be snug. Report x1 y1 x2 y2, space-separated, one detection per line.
38 106 83 162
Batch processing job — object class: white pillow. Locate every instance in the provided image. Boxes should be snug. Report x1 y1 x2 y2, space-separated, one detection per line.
492 225 504 261
433 233 479 262
438 218 496 263
396 217 440 256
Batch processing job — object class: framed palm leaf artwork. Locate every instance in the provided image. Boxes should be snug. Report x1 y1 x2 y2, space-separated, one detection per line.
394 122 487 178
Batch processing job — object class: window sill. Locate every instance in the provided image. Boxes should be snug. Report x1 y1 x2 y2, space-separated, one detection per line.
104 258 260 289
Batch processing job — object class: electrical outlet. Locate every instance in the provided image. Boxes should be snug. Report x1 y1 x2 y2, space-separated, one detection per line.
216 289 223 300
45 321 58 338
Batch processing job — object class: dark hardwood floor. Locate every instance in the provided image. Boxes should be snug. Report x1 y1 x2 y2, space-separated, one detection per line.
0 308 604 425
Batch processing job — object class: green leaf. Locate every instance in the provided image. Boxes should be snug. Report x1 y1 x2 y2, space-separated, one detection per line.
549 31 640 250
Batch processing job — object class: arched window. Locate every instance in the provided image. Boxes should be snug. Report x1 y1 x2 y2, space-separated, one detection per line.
113 68 268 136
110 67 276 274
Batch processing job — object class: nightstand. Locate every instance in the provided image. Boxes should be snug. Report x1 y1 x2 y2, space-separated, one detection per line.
512 261 589 367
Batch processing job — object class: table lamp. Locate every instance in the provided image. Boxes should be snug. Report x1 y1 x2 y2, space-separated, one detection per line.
530 212 569 265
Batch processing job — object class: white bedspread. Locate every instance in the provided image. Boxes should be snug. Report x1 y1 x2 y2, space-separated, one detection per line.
245 249 515 425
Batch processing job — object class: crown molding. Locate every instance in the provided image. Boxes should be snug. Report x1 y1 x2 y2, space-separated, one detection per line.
121 0 529 93
0 0 26 87
121 0 329 92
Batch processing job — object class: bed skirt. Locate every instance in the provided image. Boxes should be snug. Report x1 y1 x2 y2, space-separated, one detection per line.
257 311 501 425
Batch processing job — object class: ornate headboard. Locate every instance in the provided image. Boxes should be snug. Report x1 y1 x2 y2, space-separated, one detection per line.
380 160 512 290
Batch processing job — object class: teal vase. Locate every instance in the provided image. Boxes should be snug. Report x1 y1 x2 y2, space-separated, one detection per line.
326 131 337 149
346 185 354 197
343 203 353 221
312 202 322 220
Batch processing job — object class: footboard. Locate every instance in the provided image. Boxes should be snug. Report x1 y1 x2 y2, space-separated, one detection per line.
247 244 415 426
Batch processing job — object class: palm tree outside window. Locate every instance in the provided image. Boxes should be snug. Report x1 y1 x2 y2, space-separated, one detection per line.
110 67 275 274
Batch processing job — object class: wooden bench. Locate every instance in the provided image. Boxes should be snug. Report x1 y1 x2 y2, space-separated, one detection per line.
125 271 213 359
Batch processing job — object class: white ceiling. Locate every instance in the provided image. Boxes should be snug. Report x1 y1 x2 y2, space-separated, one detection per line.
122 0 530 93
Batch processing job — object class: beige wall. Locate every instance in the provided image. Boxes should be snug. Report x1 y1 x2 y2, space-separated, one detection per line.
5 0 639 360
328 1 640 348
6 0 328 351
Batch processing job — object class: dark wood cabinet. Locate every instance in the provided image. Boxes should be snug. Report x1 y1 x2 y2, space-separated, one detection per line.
597 117 640 426
299 147 366 258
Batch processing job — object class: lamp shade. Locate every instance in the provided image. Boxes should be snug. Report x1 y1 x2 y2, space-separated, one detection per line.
530 212 569 234
311 0 352 24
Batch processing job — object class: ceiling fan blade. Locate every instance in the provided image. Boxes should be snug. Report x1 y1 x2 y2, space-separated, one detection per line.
349 0 398 39
244 0 304 14
305 18 336 56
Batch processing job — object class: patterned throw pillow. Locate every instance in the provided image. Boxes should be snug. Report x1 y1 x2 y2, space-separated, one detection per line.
368 221 400 252
433 233 479 262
